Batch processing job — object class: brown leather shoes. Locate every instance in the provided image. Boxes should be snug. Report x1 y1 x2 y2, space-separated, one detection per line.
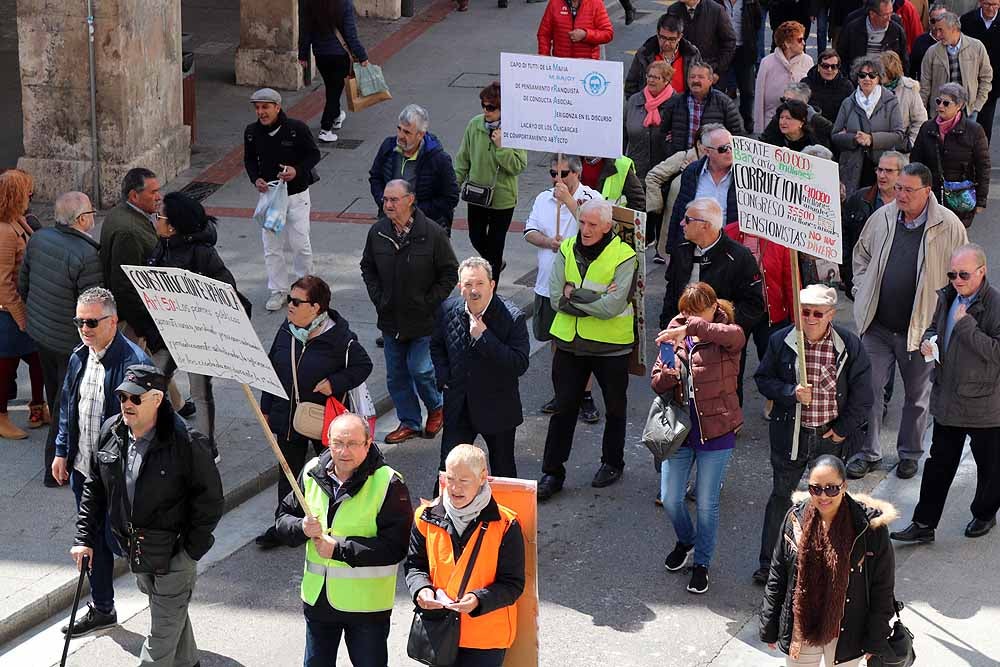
385 425 421 444
424 407 444 437
0 413 27 440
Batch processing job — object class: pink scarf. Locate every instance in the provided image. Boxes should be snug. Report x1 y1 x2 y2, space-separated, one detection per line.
935 112 961 141
643 84 675 127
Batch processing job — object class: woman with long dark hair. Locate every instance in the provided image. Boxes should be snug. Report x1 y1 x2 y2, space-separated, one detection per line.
299 0 370 143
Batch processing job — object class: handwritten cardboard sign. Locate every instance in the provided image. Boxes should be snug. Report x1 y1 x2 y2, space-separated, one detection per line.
500 52 624 159
731 136 843 263
122 265 287 399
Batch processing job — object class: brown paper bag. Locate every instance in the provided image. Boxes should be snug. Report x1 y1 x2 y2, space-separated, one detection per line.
344 75 392 113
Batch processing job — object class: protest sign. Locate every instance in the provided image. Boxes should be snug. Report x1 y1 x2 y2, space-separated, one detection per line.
500 52 623 159
613 206 647 376
731 136 843 263
122 265 286 399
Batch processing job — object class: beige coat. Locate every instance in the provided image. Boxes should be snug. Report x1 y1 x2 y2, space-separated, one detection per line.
852 194 968 351
643 147 698 214
893 77 928 151
919 35 993 114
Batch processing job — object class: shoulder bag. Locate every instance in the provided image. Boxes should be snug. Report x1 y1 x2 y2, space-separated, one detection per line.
344 339 377 419
461 162 501 208
334 29 392 113
641 360 691 470
937 140 977 213
407 522 488 666
864 534 916 667
290 339 326 441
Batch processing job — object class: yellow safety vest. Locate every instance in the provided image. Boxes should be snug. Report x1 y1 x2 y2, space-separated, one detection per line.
600 156 635 206
300 460 400 612
550 236 636 345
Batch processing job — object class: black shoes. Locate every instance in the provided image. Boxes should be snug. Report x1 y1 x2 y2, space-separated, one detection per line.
752 566 769 586
62 603 117 637
540 398 557 414
687 565 709 594
375 336 385 348
591 464 622 488
896 459 919 479
498 0 508 6
255 526 282 550
965 516 996 538
579 395 600 423
537 474 564 501
846 458 880 479
890 522 935 544
663 542 692 571
178 400 196 418
624 7 636 24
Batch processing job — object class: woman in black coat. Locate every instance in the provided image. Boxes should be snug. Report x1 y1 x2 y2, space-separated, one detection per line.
256 274 373 549
760 100 821 151
149 192 248 459
760 456 897 666
802 49 854 126
909 82 990 228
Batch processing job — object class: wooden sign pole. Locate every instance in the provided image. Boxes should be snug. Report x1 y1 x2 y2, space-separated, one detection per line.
789 249 809 460
554 152 564 239
241 383 310 511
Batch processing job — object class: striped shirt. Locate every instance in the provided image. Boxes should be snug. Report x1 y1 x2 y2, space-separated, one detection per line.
75 346 108 478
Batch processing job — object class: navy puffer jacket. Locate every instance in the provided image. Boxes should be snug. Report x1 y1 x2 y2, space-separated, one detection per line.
368 133 460 229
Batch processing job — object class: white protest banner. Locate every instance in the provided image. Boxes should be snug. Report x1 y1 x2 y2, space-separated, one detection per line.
122 265 287 400
500 52 623 159
731 136 843 263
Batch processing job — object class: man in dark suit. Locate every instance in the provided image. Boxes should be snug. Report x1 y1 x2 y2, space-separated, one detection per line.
431 257 529 480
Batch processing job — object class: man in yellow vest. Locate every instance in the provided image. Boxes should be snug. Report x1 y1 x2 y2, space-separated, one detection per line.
537 198 639 501
579 155 645 210
275 413 412 666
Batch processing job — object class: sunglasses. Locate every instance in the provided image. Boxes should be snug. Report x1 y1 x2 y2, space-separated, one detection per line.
73 315 111 329
857 71 879 80
683 215 710 225
117 393 146 406
947 266 984 281
286 296 314 307
704 144 733 154
808 483 845 498
549 169 572 178
934 97 955 107
819 62 840 70
800 308 830 319
795 37 806 44
481 104 498 112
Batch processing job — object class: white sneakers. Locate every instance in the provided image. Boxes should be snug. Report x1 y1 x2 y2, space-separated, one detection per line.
318 130 338 143
332 110 347 130
265 291 287 312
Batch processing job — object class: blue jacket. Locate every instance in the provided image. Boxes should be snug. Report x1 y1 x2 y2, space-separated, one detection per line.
430 295 529 434
368 133 460 229
298 0 368 61
55 332 151 463
665 156 739 253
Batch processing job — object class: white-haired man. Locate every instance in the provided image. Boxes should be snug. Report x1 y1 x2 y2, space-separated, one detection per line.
538 199 638 500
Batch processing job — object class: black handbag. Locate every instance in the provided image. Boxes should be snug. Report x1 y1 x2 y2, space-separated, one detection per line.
407 523 488 666
461 163 500 208
128 528 180 575
864 535 916 667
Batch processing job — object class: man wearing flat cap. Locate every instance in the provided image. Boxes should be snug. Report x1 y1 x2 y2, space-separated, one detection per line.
72 364 224 666
751 285 874 585
244 87 322 312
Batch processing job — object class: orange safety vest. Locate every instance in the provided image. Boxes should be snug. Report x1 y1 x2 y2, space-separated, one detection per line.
413 503 519 650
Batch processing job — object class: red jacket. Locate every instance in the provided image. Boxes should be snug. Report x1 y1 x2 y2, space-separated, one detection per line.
537 0 614 60
896 1 923 52
725 223 793 326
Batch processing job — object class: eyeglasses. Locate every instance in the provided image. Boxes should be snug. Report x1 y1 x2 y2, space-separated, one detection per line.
381 195 410 204
800 308 831 320
76 210 97 219
795 37 806 44
934 97 955 107
286 296 314 307
329 439 369 450
481 104 498 112
875 167 899 174
857 71 879 80
947 266 984 281
117 393 146 406
549 169 571 178
818 62 840 70
893 184 929 194
657 33 680 44
808 483 845 498
683 215 710 225
703 144 732 154
73 315 111 329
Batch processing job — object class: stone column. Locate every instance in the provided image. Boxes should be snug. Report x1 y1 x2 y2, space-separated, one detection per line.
235 0 303 90
356 0 401 20
16 0 190 207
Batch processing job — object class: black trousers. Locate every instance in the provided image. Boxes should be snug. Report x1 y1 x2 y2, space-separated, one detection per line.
453 648 506 667
728 43 757 131
736 319 788 407
274 431 323 516
542 349 629 479
978 94 998 143
439 401 517 478
467 206 515 284
912 421 1000 528
314 54 352 131
38 345 70 482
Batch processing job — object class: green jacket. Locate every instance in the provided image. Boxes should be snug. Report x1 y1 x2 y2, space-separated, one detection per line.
99 202 159 337
453 115 527 211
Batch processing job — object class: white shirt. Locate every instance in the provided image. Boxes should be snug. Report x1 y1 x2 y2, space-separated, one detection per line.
523 184 602 297
465 295 493 340
983 11 996 30
75 345 109 478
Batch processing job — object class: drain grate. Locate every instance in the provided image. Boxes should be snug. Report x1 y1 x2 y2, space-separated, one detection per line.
449 72 501 89
331 139 364 150
177 181 223 202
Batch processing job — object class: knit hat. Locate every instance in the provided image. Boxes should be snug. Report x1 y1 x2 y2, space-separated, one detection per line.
162 192 208 235
800 284 838 307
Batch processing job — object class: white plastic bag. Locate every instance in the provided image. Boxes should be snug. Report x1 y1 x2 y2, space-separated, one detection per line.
253 180 288 234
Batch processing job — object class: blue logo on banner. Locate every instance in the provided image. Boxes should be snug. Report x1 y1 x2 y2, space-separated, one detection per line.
582 72 609 96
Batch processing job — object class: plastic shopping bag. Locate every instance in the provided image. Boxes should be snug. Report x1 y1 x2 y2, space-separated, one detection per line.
354 62 389 97
253 180 288 234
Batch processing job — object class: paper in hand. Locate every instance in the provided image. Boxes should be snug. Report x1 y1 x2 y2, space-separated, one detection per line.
434 589 456 606
924 335 940 364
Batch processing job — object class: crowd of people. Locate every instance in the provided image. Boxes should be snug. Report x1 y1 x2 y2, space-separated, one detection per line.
1 0 999 665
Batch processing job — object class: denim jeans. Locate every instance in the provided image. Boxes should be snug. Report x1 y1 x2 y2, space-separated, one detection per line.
70 470 117 613
660 446 734 567
383 335 442 431
303 616 390 667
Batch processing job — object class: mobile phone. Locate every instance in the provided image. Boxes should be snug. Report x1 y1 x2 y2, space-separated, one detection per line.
659 342 675 369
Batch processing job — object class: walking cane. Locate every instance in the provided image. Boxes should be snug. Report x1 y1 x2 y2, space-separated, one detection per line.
61 554 90 667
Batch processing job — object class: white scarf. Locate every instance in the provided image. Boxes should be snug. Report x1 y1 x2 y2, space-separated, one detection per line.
855 85 882 118
443 480 493 537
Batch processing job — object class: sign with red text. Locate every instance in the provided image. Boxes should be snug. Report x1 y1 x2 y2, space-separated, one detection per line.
731 136 843 263
122 265 287 399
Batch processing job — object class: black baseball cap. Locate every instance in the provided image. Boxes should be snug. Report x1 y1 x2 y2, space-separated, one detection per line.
116 364 168 396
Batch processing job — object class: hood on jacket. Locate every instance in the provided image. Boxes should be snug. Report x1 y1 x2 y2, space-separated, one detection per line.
790 491 899 530
420 132 444 156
